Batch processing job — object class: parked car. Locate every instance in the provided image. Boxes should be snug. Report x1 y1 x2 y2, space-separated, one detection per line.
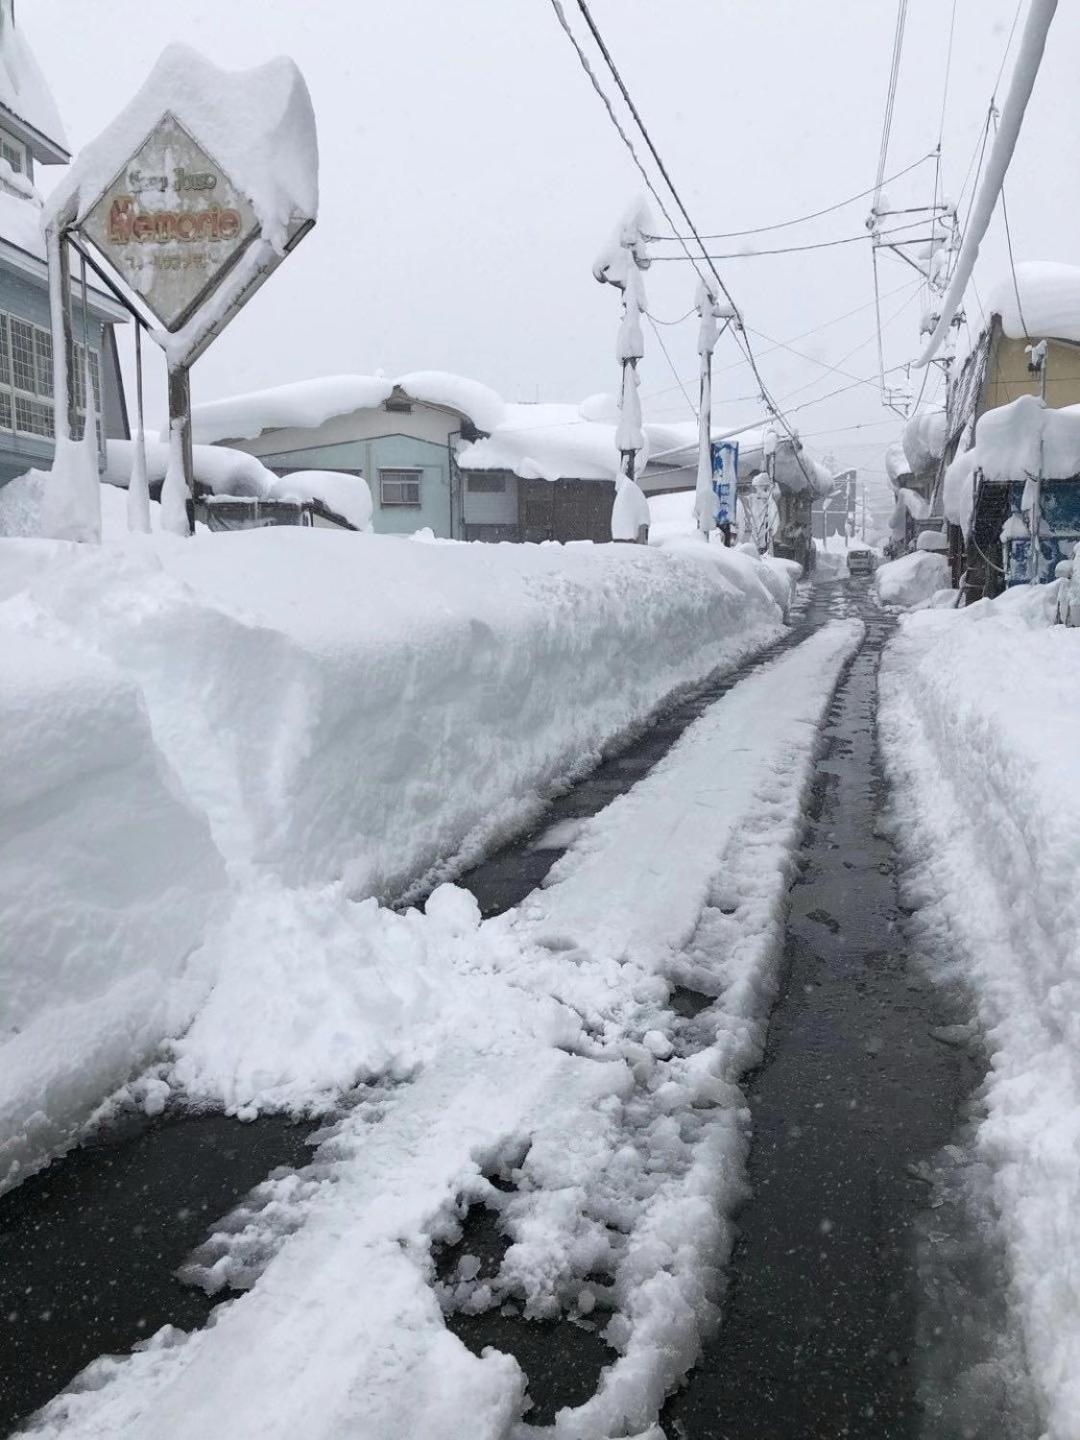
847 548 876 575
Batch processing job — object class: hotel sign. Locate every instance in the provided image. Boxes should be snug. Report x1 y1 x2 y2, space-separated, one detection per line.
79 113 260 332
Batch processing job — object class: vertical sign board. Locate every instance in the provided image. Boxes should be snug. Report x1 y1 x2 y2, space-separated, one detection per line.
711 441 739 529
79 114 260 334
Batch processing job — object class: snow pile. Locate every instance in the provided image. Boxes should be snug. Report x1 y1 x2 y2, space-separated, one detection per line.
0 593 225 1193
880 582 1080 1438
27 621 863 1440
0 524 791 1181
43 44 315 254
647 491 798 616
987 260 1080 343
0 0 68 152
944 447 979 534
885 440 911 485
267 470 372 530
874 550 951 608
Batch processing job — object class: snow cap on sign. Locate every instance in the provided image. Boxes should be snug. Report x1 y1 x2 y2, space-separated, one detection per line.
42 43 317 252
0 0 68 157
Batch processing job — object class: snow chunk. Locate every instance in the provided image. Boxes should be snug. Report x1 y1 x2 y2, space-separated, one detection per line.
874 550 951 608
43 44 316 254
903 409 948 475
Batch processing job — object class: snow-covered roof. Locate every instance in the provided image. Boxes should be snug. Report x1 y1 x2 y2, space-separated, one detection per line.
192 377 395 444
394 371 505 434
104 438 371 530
457 400 624 482
43 44 316 253
0 0 68 161
987 261 1080 344
192 372 505 445
105 437 278 497
902 409 948 476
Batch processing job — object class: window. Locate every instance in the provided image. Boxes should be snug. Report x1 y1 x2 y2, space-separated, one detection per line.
379 469 422 507
0 310 101 445
466 473 506 493
0 132 25 175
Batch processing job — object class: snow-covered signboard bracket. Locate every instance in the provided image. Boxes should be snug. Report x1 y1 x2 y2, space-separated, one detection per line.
43 44 318 535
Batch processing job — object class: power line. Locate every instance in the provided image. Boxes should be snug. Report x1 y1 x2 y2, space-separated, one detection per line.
645 313 697 415
650 217 935 264
564 0 819 484
646 152 935 242
875 0 910 208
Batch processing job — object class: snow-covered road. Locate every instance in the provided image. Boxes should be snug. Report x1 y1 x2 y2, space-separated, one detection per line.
23 616 863 1440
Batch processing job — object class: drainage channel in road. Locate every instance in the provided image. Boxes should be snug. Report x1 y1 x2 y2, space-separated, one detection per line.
0 582 831 1437
661 592 1030 1440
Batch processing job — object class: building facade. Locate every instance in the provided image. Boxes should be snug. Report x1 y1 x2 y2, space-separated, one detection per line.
0 2 128 492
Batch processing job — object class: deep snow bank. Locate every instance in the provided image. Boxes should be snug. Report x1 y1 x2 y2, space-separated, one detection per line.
0 589 225 1192
1 525 786 1177
5 529 786 899
879 581 1080 1438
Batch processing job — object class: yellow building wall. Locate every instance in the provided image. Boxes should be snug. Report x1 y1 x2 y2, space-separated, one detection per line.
979 331 1080 417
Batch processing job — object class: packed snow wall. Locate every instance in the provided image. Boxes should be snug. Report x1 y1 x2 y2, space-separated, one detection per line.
0 527 786 1182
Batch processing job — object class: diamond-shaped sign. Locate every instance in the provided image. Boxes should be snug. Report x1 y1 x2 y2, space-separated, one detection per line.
79 113 260 333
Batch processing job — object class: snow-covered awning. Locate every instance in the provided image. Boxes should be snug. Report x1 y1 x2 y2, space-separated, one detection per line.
943 394 1080 537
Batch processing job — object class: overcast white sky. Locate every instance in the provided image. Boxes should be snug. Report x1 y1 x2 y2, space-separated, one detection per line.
23 0 1080 483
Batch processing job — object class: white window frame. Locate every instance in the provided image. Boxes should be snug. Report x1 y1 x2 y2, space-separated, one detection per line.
379 469 423 508
0 311 101 445
0 129 26 177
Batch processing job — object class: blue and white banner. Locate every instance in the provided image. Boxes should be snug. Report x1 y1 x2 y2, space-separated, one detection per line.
711 441 739 528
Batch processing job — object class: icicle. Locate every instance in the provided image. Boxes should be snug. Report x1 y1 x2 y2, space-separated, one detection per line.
40 228 100 543
127 324 150 532
160 415 190 536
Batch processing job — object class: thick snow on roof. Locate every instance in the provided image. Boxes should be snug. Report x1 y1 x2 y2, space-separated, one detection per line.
0 1 67 154
192 377 395 444
394 371 505 434
987 261 1080 343
192 372 506 445
458 401 624 482
943 448 979 534
43 44 316 252
105 437 276 496
903 409 948 475
269 470 372 531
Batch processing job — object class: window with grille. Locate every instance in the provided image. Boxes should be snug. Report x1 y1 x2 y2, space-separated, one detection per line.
0 311 101 444
466 473 506 493
379 469 422 507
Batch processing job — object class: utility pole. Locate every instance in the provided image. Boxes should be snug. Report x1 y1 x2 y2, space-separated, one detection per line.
696 279 722 541
594 200 653 543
